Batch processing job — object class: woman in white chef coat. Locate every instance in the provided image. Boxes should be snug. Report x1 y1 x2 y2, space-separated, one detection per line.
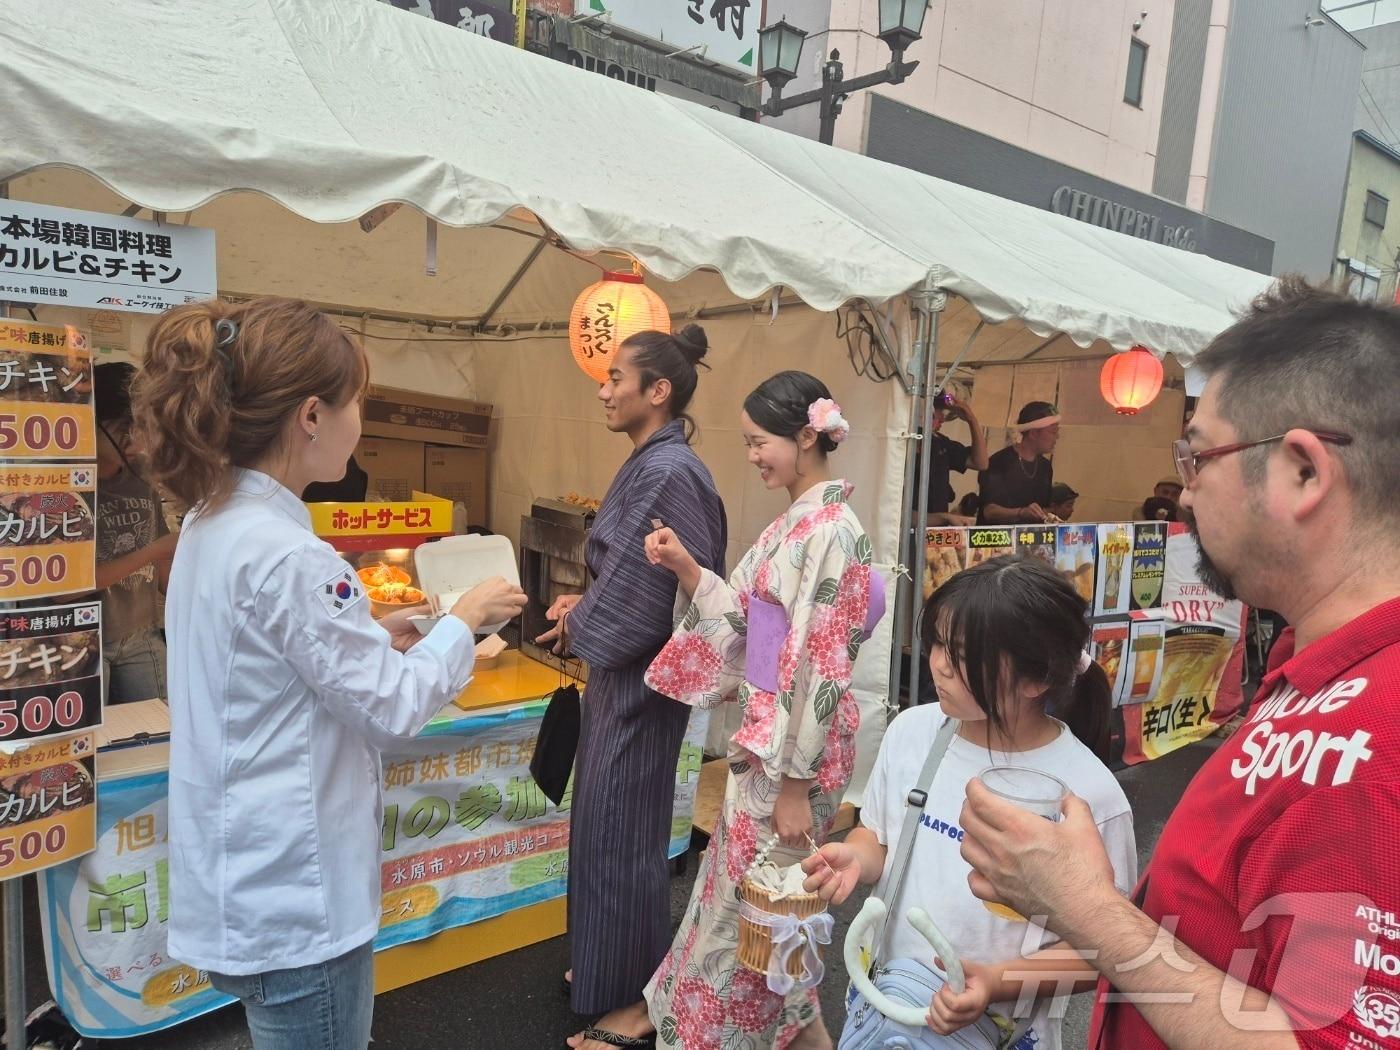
131 297 528 1050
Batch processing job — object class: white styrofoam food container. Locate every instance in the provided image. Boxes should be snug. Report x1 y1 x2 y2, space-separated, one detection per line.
410 534 521 636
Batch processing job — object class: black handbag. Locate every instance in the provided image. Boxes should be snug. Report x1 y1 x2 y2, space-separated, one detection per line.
531 664 581 805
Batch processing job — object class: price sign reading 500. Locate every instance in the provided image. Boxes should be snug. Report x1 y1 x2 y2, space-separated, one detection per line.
0 320 96 461
0 469 97 600
0 603 104 746
0 412 84 455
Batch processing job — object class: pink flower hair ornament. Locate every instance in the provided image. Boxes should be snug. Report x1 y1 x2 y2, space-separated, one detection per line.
807 398 850 444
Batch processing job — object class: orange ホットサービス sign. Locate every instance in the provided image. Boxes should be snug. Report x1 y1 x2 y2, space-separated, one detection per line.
307 496 453 552
0 464 97 599
0 320 95 461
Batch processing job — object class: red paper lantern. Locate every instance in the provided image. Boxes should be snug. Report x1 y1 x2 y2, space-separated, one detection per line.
568 272 671 383
1100 346 1164 415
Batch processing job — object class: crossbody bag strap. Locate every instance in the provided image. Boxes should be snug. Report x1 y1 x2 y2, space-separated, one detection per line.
871 715 960 969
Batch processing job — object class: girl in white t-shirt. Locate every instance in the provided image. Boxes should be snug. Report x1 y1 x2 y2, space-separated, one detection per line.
803 554 1137 1050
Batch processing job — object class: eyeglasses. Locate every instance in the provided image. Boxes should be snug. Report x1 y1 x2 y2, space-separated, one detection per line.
1172 430 1353 485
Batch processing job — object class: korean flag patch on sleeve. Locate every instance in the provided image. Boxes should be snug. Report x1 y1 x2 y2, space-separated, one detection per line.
317 569 364 618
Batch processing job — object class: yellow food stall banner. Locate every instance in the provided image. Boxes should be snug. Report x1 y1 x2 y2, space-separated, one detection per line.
0 464 97 598
0 731 97 880
34 699 711 1038
307 498 453 551
0 320 95 460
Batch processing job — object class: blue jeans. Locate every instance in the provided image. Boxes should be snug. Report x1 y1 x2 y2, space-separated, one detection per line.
102 627 167 704
208 941 375 1050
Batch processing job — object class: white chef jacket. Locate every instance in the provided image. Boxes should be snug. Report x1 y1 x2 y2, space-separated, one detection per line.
164 470 475 975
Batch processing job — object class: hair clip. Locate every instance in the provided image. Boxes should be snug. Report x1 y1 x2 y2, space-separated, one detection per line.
214 318 238 388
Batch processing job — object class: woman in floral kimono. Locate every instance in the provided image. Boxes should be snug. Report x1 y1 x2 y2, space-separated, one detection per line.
577 371 875 1050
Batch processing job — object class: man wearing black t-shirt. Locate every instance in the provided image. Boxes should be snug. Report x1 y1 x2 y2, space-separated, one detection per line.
978 401 1059 524
914 392 989 525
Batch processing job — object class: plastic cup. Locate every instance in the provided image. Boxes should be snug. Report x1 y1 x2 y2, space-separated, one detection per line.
975 766 1068 921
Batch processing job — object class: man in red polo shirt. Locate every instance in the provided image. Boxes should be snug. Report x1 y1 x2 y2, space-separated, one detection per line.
959 277 1400 1048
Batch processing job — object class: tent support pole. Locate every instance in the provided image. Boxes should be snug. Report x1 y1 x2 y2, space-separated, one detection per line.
3 879 22 1050
888 287 945 717
0 284 24 1050
906 291 946 713
476 237 550 332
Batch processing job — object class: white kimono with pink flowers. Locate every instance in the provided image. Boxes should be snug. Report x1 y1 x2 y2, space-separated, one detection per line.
643 480 872 1050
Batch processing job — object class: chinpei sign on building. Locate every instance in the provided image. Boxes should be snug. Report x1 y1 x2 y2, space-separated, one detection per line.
864 96 1275 274
1051 185 1198 251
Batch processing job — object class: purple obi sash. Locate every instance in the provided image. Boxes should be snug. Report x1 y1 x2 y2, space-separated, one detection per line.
745 571 886 695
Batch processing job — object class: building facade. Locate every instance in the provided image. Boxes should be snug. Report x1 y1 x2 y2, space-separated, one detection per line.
1335 132 1400 300
525 1 759 116
765 0 1364 277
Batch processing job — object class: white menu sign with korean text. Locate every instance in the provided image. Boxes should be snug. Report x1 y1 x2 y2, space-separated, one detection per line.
0 201 215 314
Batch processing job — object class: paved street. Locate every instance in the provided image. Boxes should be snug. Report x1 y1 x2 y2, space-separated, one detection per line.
7 735 1220 1050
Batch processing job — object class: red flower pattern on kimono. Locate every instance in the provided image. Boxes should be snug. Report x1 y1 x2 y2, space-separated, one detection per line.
672 975 726 1046
728 967 785 1032
725 807 759 882
732 690 778 762
785 501 844 544
647 633 722 699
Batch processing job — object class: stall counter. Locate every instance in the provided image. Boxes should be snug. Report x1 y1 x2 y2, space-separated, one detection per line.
36 653 709 1040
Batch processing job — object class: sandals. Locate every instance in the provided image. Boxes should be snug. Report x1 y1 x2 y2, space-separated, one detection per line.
578 1026 656 1048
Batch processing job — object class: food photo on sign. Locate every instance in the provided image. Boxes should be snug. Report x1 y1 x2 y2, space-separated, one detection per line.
0 732 97 881
0 319 95 461
0 603 104 746
0 466 98 600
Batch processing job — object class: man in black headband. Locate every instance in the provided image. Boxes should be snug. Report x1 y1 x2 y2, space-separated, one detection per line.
977 401 1059 524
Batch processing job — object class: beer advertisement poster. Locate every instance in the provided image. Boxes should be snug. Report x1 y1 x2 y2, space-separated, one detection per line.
1093 523 1134 617
1130 523 1167 611
1091 619 1131 705
1121 615 1167 706
1055 525 1097 606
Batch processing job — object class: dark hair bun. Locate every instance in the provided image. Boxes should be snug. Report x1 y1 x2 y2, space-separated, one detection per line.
674 324 709 365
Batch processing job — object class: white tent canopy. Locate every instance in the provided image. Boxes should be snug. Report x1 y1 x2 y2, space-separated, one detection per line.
0 0 1277 795
0 0 1273 361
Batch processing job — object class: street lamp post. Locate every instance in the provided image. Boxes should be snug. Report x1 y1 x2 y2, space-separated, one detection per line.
759 1 929 145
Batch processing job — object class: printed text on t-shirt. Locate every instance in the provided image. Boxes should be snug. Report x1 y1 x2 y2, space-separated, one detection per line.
920 812 964 842
1230 677 1374 795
